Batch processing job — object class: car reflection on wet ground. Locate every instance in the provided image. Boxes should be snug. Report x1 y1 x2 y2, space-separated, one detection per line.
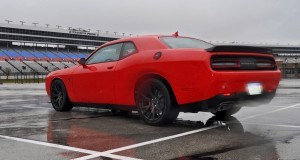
0 80 300 160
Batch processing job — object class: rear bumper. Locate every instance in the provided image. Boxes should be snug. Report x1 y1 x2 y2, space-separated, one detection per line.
175 69 281 105
179 90 276 113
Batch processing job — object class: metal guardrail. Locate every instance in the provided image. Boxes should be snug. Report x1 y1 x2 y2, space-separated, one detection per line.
0 67 299 84
0 72 48 84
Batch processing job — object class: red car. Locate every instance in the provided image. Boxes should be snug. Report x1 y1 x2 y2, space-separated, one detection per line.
46 35 281 125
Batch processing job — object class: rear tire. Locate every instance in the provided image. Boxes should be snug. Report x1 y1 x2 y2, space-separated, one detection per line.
212 104 241 117
135 79 179 126
50 79 73 112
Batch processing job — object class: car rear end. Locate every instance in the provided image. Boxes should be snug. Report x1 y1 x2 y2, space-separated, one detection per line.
158 36 281 113
200 46 281 111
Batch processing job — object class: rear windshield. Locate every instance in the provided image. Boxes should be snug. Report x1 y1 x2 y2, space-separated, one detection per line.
160 37 214 49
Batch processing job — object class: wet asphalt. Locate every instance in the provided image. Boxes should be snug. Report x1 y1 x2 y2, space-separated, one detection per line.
0 80 300 160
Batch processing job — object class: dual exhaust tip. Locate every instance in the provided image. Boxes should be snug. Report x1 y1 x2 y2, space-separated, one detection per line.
217 101 237 111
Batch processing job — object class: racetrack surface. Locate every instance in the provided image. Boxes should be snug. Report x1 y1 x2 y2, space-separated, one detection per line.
0 79 300 160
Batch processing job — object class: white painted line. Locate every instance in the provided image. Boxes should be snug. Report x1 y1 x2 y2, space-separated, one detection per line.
105 125 219 154
72 153 141 160
73 125 220 160
243 122 300 129
0 99 35 104
0 135 140 160
21 105 51 110
0 126 43 129
72 154 103 160
240 103 300 121
0 135 98 154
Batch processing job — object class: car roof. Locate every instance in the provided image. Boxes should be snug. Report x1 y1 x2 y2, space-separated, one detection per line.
102 35 203 51
101 35 168 51
107 35 195 43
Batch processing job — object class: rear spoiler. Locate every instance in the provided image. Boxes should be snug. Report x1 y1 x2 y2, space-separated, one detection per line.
206 45 272 54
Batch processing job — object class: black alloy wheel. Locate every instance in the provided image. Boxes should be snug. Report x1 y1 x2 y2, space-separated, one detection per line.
50 79 73 112
136 79 179 125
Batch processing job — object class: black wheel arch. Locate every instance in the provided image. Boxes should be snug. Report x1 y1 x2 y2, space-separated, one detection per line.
51 78 65 87
134 74 178 106
51 78 70 99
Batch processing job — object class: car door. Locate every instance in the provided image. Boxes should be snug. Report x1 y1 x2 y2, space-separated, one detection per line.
72 43 123 104
114 42 139 105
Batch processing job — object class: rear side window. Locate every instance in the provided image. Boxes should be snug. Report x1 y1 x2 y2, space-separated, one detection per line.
122 42 137 58
160 37 214 49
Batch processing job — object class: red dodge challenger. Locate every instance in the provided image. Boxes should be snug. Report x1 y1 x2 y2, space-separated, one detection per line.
46 35 281 125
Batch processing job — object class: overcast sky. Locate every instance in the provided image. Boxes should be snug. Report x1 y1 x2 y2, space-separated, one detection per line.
0 0 299 45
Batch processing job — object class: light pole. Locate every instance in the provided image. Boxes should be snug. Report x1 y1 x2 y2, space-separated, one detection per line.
32 23 39 27
5 20 12 24
96 30 101 36
46 24 50 28
20 21 25 25
56 25 62 29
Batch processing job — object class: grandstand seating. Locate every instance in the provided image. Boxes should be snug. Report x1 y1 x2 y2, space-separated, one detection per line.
77 53 89 58
16 50 37 60
1 49 23 60
24 61 49 73
0 46 90 76
63 52 81 59
62 61 76 68
52 51 73 61
0 50 9 60
38 61 59 72
0 61 20 73
24 50 48 61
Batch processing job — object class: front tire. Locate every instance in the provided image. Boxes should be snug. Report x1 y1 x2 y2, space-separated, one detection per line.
135 79 179 126
50 79 73 112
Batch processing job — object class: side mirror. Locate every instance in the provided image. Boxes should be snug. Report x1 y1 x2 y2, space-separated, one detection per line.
78 58 86 66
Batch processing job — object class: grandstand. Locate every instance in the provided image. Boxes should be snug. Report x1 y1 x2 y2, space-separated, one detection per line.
0 22 122 81
270 45 300 78
0 22 299 81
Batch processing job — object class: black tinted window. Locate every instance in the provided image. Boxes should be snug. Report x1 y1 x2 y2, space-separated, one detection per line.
86 43 122 64
160 37 214 49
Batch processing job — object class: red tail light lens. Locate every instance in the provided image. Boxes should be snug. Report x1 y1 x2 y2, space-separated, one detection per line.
211 60 240 70
211 56 277 70
256 60 275 69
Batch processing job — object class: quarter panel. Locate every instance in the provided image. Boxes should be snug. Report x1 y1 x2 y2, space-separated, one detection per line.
114 49 212 105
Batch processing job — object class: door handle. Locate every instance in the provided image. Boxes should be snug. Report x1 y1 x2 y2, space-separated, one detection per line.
107 66 114 70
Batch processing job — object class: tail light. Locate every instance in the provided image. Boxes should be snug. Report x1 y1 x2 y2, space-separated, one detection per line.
256 60 275 69
211 60 240 70
211 56 277 71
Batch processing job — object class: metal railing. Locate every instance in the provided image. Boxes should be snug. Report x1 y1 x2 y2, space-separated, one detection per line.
279 63 300 79
0 72 48 84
